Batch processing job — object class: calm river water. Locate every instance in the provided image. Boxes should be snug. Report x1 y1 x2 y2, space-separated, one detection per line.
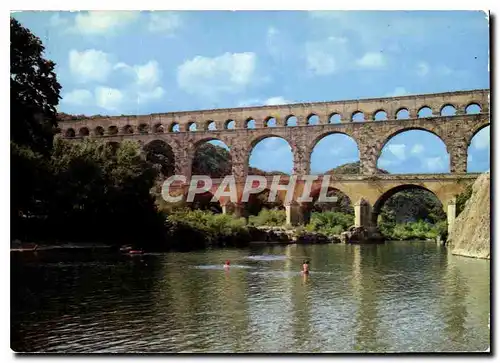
11 242 490 353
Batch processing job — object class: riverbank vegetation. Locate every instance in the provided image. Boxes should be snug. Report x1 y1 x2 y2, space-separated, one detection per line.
11 18 466 250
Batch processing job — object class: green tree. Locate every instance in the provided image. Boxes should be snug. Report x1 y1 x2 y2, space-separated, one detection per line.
10 17 61 154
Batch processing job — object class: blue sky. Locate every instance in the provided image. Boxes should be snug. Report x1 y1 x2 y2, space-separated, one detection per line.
12 10 490 174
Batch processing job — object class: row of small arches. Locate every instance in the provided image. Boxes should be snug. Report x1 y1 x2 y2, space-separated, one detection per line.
63 103 483 138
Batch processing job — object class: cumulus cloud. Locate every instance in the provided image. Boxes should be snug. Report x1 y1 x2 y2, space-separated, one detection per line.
385 87 410 97
62 89 94 106
71 11 139 35
69 49 113 83
50 13 69 27
148 11 182 35
472 128 490 150
177 52 257 97
356 52 386 69
387 144 406 160
136 86 166 104
305 36 348 75
95 86 125 111
416 62 430 77
238 96 292 107
423 156 446 171
411 144 425 155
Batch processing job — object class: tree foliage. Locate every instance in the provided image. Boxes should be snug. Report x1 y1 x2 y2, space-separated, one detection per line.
11 17 61 154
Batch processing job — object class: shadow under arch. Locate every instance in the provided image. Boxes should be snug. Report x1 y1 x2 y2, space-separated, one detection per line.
245 188 285 218
371 184 445 226
191 138 232 178
187 191 222 213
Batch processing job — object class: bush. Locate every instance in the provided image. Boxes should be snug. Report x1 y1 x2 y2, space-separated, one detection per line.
248 208 286 226
305 211 353 236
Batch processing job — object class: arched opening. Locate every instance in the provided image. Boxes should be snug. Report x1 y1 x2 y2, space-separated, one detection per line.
329 113 341 124
372 185 447 241
378 129 449 174
144 140 175 178
441 104 456 116
122 125 134 134
352 111 365 122
188 122 197 132
138 124 149 134
307 114 320 125
374 110 388 121
153 123 164 133
245 118 256 129
396 108 410 120
94 126 104 136
169 123 180 133
310 133 360 174
225 120 235 129
249 136 293 175
417 106 433 118
65 128 75 137
265 117 277 128
206 121 217 131
78 127 89 137
108 126 118 135
466 103 481 114
467 125 490 172
191 139 232 178
303 186 355 234
286 115 297 127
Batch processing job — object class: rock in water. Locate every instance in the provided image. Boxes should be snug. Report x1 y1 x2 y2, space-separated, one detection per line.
448 172 490 259
340 226 385 244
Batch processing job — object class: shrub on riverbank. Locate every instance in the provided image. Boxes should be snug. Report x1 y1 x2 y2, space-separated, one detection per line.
380 220 447 241
165 209 251 250
248 208 286 226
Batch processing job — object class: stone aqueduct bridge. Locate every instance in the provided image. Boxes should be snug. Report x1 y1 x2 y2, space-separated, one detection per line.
59 89 490 231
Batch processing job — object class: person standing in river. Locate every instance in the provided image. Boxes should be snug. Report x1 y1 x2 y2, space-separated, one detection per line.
302 260 310 274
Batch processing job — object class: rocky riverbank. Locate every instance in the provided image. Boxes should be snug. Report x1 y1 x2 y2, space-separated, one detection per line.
248 225 385 245
447 172 490 259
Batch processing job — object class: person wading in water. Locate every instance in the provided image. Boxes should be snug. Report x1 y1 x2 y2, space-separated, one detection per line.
302 260 310 274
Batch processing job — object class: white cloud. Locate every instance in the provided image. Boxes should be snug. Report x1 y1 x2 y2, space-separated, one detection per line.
137 86 166 104
387 144 406 160
385 87 410 97
50 13 69 27
356 52 386 69
378 158 395 168
62 89 93 106
133 61 161 87
69 49 112 83
416 62 430 77
177 52 257 97
472 128 490 150
72 11 139 35
148 11 182 35
95 87 125 111
411 144 425 155
423 156 446 171
265 96 291 105
305 36 349 75
238 96 292 107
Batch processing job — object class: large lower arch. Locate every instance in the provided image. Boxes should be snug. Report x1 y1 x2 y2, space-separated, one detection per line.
467 124 490 172
248 135 293 175
371 184 447 230
309 132 360 174
191 138 232 178
143 139 176 177
377 127 449 174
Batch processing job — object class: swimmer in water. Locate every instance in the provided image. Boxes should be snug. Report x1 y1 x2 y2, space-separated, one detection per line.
302 260 310 274
224 260 230 269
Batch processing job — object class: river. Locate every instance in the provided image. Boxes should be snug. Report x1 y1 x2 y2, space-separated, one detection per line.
11 241 490 353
